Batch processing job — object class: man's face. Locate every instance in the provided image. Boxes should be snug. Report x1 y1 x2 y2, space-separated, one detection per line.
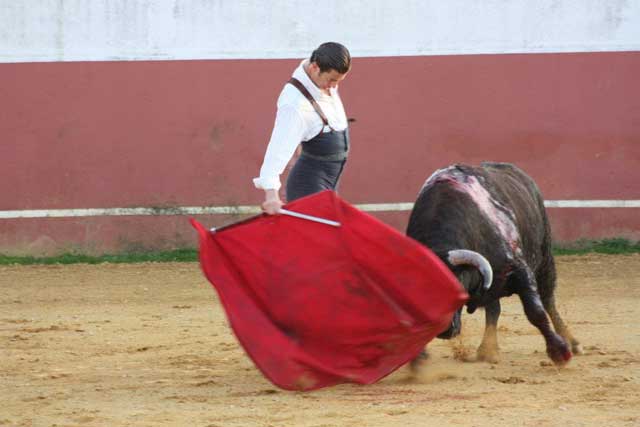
309 62 348 90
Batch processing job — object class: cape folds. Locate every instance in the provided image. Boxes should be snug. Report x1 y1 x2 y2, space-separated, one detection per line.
191 190 467 391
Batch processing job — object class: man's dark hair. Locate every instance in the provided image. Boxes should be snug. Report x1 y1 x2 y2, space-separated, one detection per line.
310 42 351 74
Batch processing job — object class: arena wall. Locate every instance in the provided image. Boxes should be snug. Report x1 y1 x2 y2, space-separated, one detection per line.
1 1 639 255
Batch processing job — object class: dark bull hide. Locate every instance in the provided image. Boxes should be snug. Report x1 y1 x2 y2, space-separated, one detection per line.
406 162 581 367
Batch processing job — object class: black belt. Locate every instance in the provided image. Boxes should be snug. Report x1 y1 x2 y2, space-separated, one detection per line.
300 149 349 162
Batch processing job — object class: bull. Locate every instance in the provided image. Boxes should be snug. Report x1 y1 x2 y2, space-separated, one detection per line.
406 162 581 367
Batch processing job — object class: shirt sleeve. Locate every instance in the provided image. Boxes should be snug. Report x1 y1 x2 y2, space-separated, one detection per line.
253 103 305 191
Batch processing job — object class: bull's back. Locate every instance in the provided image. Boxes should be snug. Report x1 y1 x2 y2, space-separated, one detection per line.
481 162 550 260
481 162 545 211
408 162 551 269
408 164 515 262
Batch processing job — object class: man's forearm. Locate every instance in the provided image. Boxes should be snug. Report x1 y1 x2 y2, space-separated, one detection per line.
262 189 283 215
264 188 280 202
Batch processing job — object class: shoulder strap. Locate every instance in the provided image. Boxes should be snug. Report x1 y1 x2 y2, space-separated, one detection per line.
287 77 332 128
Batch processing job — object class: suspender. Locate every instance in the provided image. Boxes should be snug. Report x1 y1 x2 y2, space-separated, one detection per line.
287 77 335 131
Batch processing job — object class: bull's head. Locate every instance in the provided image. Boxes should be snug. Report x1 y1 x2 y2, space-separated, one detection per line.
437 249 493 339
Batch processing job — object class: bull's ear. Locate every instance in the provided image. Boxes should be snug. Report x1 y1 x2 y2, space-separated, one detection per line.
457 269 484 296
450 269 469 292
458 270 486 312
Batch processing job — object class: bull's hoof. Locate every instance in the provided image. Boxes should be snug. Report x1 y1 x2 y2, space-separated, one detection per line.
546 334 572 365
437 328 459 339
477 332 499 364
571 342 583 355
547 346 572 365
476 347 499 364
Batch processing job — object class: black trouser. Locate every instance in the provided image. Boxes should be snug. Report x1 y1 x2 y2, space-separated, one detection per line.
286 154 347 202
285 127 349 202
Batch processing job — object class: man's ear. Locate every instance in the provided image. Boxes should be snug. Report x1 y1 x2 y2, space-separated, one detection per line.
308 61 320 74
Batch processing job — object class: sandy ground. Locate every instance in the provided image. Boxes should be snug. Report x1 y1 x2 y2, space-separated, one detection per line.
1 254 639 427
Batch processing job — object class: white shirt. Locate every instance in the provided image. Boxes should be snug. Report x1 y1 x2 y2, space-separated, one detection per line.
253 60 348 190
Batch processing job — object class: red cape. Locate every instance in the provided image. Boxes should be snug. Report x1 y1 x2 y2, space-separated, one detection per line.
191 190 467 391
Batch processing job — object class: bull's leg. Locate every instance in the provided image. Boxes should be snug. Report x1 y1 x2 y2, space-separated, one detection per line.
477 300 500 363
536 258 582 355
409 348 429 373
542 293 582 355
512 266 572 365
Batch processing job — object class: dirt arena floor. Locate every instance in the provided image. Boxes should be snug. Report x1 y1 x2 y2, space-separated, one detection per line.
1 254 639 427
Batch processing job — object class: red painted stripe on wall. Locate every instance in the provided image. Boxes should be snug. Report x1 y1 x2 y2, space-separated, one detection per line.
1 51 638 254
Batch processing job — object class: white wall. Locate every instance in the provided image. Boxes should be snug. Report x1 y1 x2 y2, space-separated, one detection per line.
1 0 639 63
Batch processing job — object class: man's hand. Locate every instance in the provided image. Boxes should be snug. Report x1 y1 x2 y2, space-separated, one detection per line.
262 189 283 215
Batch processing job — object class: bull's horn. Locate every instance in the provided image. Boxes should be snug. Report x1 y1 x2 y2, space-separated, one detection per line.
447 249 493 291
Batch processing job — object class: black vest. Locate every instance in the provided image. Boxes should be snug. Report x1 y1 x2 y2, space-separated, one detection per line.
288 77 349 161
285 77 350 201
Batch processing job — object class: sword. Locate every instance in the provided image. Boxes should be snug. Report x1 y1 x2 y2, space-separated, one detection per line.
279 208 341 227
209 207 340 233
